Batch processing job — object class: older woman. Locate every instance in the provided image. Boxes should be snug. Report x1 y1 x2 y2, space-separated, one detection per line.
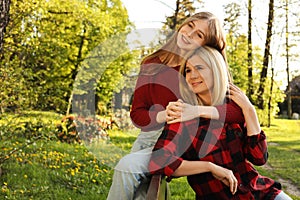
149 46 292 200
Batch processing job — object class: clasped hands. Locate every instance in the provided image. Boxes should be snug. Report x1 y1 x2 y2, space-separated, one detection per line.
166 99 197 124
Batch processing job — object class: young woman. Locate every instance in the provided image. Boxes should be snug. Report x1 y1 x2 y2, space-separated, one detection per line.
107 12 245 200
149 46 292 200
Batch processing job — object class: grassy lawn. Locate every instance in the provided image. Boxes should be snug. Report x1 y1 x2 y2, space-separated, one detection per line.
0 113 299 199
256 119 300 200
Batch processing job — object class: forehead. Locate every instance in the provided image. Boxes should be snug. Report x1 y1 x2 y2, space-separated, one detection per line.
187 54 208 67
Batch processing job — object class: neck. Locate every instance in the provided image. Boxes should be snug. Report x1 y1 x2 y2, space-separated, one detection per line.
179 48 187 57
197 93 212 106
159 51 182 67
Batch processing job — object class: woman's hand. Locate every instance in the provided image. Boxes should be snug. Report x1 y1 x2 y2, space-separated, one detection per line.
227 83 253 111
167 100 219 124
227 83 261 136
210 163 238 195
167 99 199 124
166 99 183 123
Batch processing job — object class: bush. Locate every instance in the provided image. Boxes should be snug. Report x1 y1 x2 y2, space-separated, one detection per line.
112 109 135 130
0 111 60 141
55 115 110 144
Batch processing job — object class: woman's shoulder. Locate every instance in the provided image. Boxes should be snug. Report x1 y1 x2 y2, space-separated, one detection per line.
143 56 162 64
140 56 170 75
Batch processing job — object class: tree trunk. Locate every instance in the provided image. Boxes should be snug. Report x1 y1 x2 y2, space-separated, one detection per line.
285 0 292 119
247 0 254 103
171 0 180 31
268 67 274 127
114 91 123 110
0 0 11 53
66 25 86 115
256 0 274 109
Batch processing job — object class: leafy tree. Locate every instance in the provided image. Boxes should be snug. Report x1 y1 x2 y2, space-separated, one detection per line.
0 0 11 52
1 0 133 114
159 0 203 40
257 0 274 109
223 2 284 125
223 3 247 88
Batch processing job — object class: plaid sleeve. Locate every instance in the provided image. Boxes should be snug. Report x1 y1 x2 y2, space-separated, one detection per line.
244 130 268 165
215 100 245 124
149 122 192 177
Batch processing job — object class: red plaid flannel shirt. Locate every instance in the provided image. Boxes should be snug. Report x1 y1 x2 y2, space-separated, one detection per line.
149 118 281 200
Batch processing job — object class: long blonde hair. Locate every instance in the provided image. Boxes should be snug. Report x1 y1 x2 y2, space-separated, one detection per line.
141 12 228 76
179 46 229 106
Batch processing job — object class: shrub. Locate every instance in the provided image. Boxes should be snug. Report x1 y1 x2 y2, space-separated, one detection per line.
0 111 60 141
55 115 110 144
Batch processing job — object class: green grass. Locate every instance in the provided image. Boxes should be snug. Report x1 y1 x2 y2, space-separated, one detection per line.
0 140 114 199
256 119 300 200
0 113 299 199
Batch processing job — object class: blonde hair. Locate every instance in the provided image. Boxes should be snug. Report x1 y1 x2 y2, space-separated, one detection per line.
141 12 229 78
179 46 229 106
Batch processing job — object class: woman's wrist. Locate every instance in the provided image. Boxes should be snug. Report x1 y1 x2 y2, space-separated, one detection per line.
243 106 261 136
156 110 167 124
197 106 219 119
207 162 215 173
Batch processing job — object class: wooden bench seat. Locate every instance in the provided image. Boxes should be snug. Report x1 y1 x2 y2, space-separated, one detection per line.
146 175 170 200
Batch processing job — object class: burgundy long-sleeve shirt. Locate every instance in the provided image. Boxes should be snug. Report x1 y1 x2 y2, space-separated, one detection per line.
149 119 282 199
130 56 245 132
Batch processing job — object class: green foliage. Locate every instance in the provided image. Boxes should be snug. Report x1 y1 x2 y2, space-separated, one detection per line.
1 0 133 114
55 115 110 144
159 0 204 41
163 0 203 31
226 33 285 125
226 34 248 89
0 111 61 166
0 111 61 141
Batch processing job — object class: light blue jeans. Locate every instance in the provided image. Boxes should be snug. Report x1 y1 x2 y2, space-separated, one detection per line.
274 191 293 200
107 128 163 200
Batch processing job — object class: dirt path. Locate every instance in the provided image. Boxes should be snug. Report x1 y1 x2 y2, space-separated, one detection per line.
262 161 300 197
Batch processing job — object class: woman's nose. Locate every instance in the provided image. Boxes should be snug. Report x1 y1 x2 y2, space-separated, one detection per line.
187 30 194 38
190 70 199 78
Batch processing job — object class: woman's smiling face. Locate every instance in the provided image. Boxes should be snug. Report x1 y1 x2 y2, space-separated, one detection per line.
177 20 209 52
185 54 213 99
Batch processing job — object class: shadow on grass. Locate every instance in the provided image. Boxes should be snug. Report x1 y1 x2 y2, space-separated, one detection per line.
268 139 300 152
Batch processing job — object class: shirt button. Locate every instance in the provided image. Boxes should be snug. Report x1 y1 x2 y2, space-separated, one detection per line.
239 183 243 187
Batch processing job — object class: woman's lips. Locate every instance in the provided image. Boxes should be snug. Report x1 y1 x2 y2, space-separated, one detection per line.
191 81 203 87
181 34 190 45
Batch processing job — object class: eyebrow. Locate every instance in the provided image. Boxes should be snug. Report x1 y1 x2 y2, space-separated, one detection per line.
194 65 205 68
190 21 206 37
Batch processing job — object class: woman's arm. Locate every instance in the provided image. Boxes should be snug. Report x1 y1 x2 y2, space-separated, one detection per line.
130 62 181 131
227 83 267 165
167 99 244 124
130 83 165 131
244 131 268 165
227 83 260 136
149 122 238 194
173 160 237 194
